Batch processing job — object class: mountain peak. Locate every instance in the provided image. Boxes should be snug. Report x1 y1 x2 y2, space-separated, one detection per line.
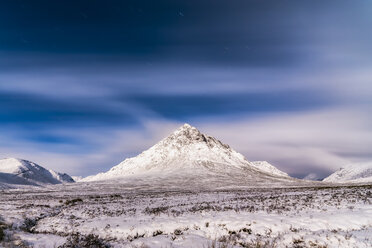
173 123 201 136
181 123 193 129
165 123 230 149
176 123 199 133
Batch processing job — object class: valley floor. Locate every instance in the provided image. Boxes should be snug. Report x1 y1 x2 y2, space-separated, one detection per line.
0 183 371 248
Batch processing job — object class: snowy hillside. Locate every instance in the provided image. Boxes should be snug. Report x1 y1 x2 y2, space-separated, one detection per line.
71 176 84 182
251 161 289 178
323 162 372 183
83 124 292 184
0 158 74 187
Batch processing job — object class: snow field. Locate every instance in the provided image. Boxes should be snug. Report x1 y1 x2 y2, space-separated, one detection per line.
0 184 371 247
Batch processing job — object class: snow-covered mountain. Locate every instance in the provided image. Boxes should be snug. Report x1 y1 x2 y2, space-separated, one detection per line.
0 158 74 187
323 162 372 183
83 124 293 186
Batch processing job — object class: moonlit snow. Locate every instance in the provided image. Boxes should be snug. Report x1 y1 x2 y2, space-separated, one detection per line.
0 124 371 248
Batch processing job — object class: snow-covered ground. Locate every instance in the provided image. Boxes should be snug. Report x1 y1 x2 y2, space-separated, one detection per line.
0 182 371 248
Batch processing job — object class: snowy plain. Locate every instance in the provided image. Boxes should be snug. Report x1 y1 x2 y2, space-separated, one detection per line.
0 181 371 248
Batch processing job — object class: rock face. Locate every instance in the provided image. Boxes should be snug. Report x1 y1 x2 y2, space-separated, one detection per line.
323 162 372 183
0 158 74 187
83 124 293 187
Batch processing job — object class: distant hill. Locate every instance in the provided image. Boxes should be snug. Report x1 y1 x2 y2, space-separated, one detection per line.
323 162 372 183
0 158 74 187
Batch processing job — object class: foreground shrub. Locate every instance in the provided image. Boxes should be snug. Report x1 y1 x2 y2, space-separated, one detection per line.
58 232 110 248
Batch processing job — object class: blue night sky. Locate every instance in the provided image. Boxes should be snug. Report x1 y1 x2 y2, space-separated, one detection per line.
1 0 372 179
